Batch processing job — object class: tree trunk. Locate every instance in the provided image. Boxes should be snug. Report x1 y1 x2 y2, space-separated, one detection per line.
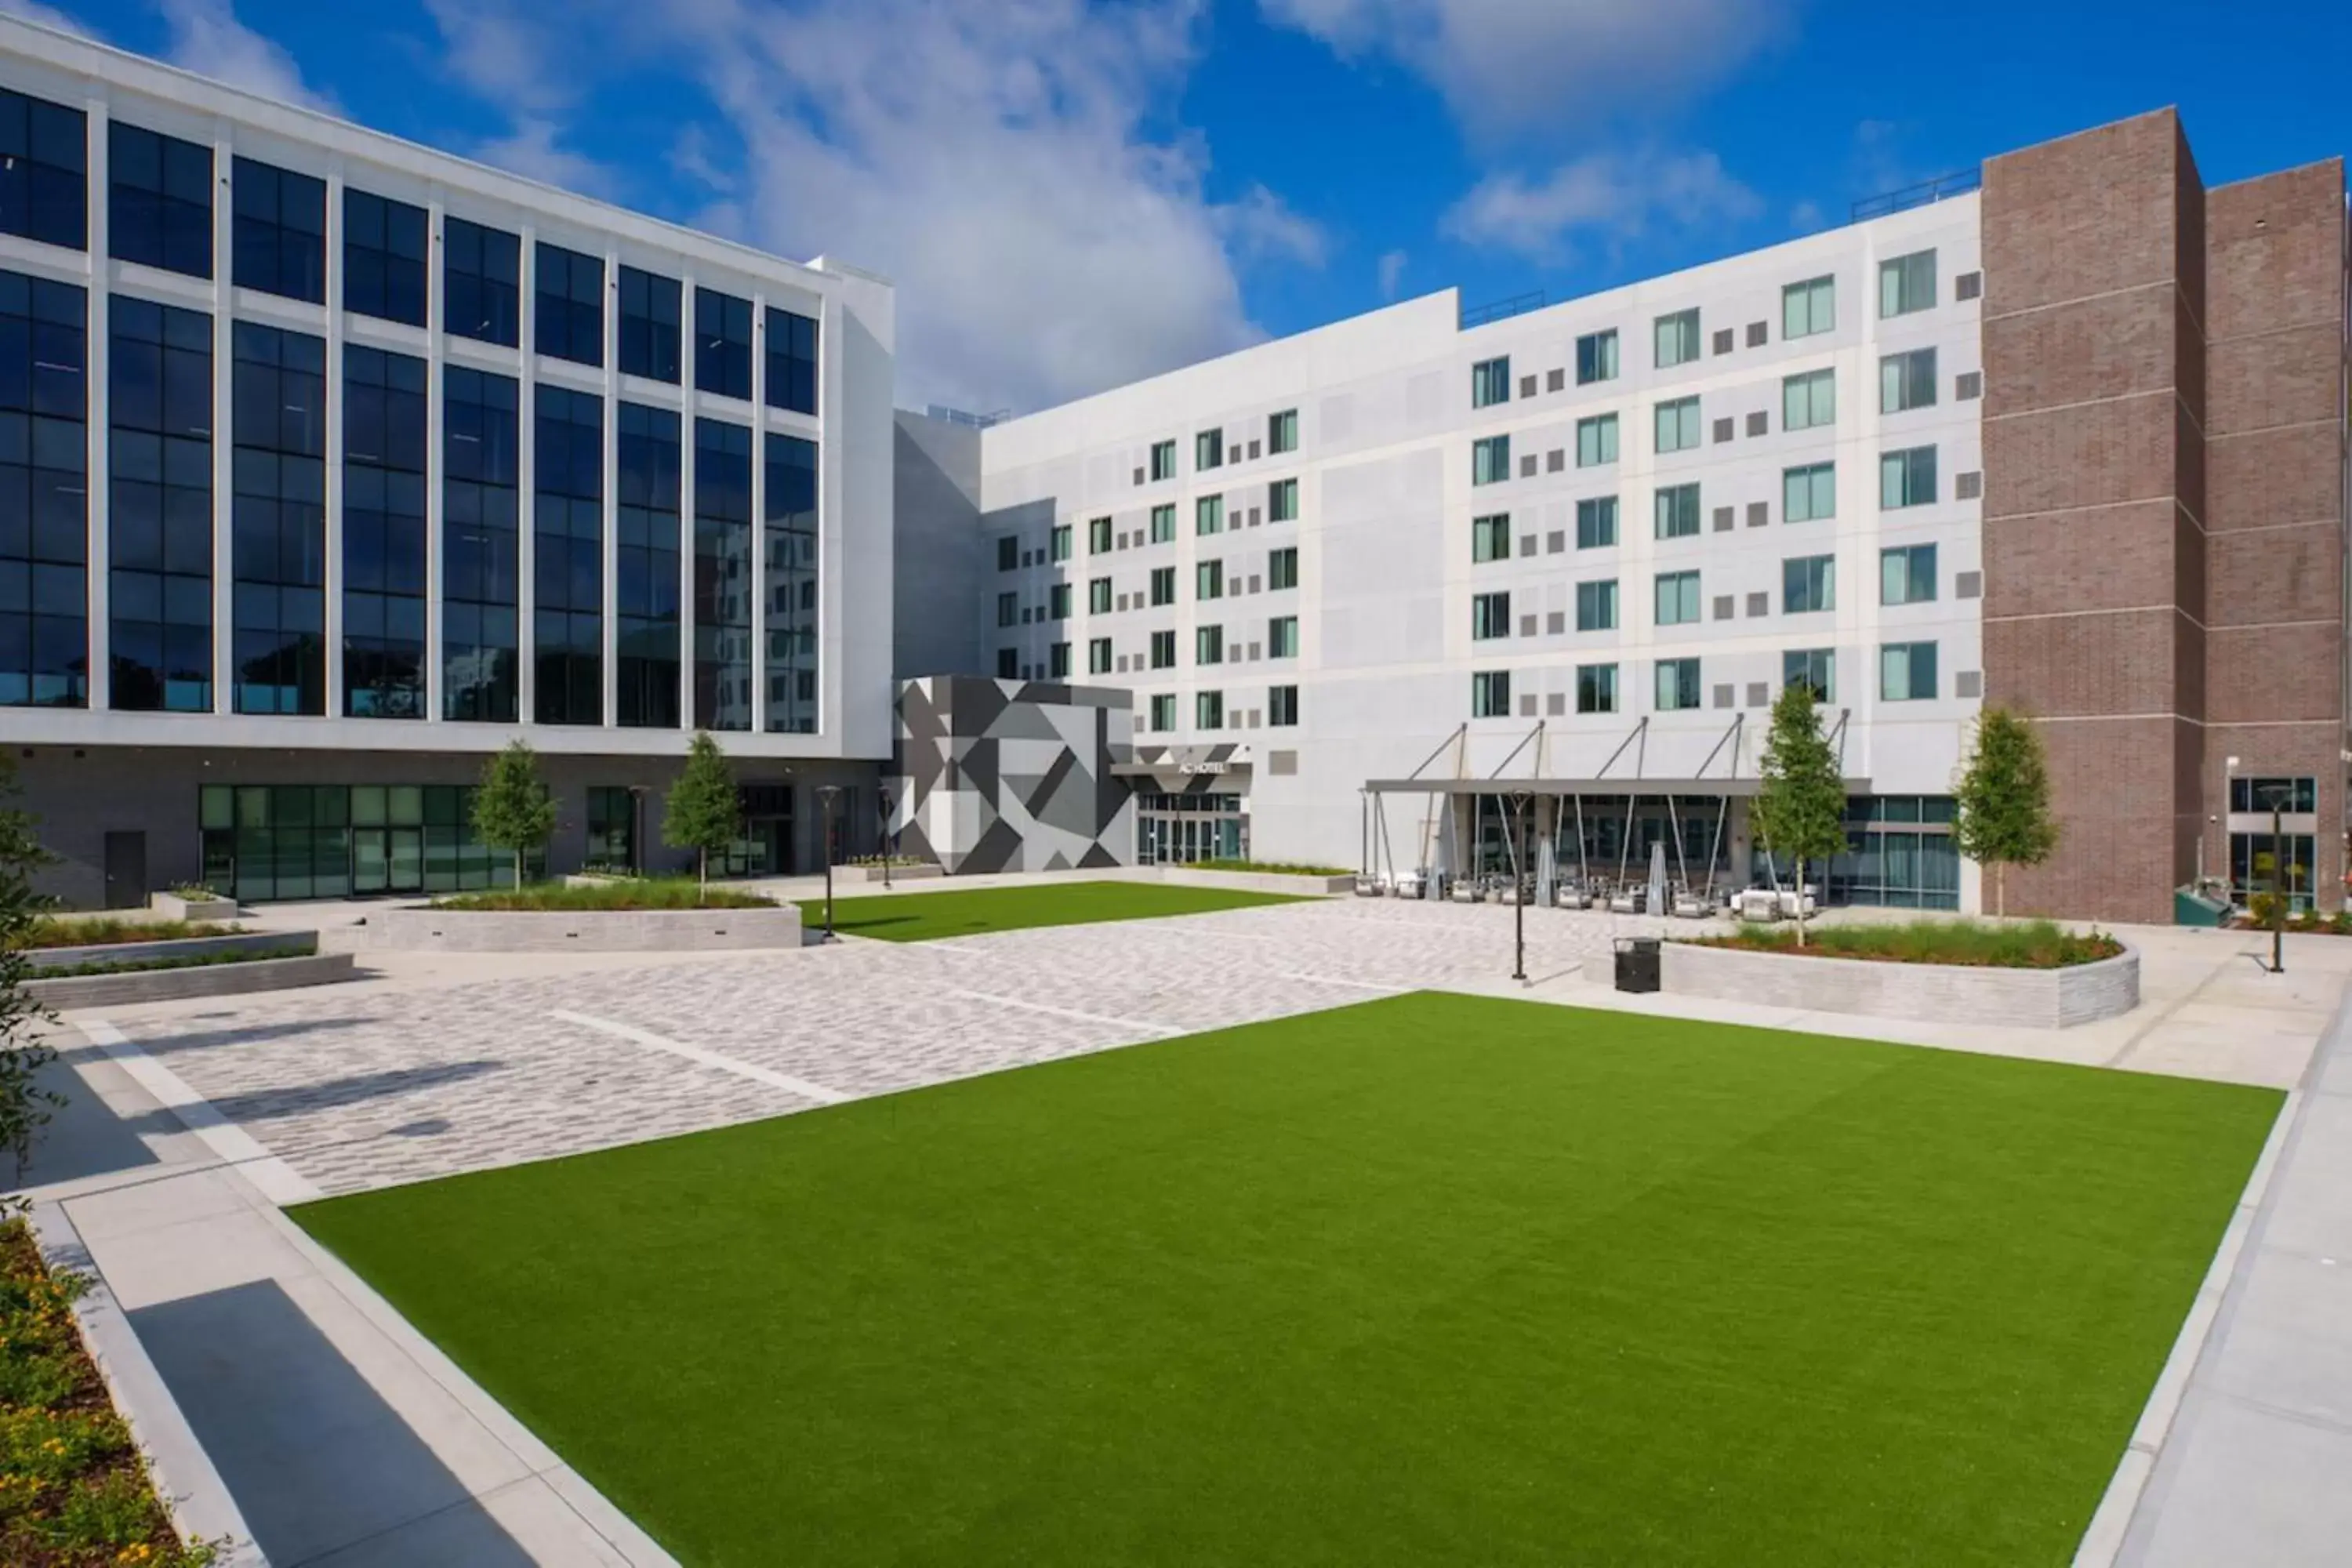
513 848 524 890
698 847 708 895
1795 857 1808 948
1996 863 2006 920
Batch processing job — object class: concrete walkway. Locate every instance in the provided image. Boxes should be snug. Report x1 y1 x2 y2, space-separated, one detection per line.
8 1037 677 1568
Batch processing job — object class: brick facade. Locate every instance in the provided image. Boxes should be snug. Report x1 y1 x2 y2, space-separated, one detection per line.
1982 109 2348 923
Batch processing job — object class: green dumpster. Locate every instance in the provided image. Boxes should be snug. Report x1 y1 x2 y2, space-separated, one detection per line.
2174 886 2230 927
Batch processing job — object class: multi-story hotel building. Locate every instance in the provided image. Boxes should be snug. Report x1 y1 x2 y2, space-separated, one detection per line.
0 19 896 906
949 110 2350 925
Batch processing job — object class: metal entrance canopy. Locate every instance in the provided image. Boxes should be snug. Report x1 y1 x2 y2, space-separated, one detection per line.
1362 775 1875 797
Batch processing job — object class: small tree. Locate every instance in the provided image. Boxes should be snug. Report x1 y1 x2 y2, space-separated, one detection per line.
0 757 64 1180
663 731 741 892
472 740 557 890
1752 681 1847 947
1952 706 2058 920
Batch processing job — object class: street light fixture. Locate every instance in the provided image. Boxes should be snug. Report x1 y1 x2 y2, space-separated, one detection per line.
1509 789 1533 982
815 784 842 940
2257 779 2292 976
878 788 895 891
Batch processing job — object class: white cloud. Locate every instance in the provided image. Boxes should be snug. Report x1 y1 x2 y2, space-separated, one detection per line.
0 0 94 38
1261 0 1790 143
158 0 336 112
1788 198 1825 233
1377 248 1406 299
1441 147 1759 263
472 115 620 198
1216 183 1330 268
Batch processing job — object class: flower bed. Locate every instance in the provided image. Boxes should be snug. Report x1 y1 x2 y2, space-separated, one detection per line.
1181 858 1355 877
0 1219 217 1566
32 941 314 979
2231 910 2352 936
1686 919 2122 969
23 918 239 949
431 878 775 912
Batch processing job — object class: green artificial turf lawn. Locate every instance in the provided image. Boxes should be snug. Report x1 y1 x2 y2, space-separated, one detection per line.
815 878 1305 941
292 996 2280 1566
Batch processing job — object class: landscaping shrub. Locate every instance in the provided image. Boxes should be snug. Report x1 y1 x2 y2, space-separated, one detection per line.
1688 918 2121 969
1181 859 1352 877
23 920 239 951
430 879 774 913
31 944 316 980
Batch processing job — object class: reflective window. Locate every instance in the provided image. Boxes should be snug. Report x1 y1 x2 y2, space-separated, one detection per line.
1575 579 1617 632
343 190 427 327
230 323 327 715
108 296 212 711
1576 496 1617 550
1881 347 1938 413
1782 275 1834 339
445 216 521 347
1784 647 1835 702
616 403 681 728
533 385 604 724
619 266 681 383
764 306 818 414
1576 414 1617 467
1654 482 1700 540
695 287 752 399
1472 514 1508 563
1654 657 1701 711
442 365 519 720
764 433 819 732
1577 663 1617 713
1472 434 1510 485
1881 445 1938 509
695 417 754 731
1269 684 1298 727
1654 570 1700 626
1471 670 1510 718
109 122 212 278
1784 462 1836 523
1879 249 1937 318
535 242 604 367
1269 477 1298 523
0 87 87 250
1880 543 1936 605
1783 554 1835 615
1783 368 1835 430
343 346 427 717
1880 640 1937 701
1653 308 1699 368
1471 356 1510 409
231 157 325 303
1576 329 1617 386
0 270 87 706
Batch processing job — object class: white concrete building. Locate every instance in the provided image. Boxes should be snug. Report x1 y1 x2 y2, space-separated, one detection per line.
973 195 1987 909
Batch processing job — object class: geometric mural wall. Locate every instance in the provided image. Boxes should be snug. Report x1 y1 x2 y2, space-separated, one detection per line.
887 677 1138 874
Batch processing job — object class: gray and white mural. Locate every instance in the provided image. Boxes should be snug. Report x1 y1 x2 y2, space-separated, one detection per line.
889 677 1137 874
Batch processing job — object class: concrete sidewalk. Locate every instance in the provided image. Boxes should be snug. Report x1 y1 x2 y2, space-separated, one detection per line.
8 1030 677 1568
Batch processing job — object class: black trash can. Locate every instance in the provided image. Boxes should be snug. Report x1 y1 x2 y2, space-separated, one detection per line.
1613 936 1661 994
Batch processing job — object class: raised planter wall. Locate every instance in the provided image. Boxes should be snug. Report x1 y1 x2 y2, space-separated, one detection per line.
30 928 312 973
28 952 354 1009
844 863 944 883
1660 940 2140 1029
370 903 804 952
1150 868 1354 896
149 891 238 922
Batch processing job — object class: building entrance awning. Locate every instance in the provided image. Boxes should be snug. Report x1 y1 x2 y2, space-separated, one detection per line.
1362 776 1874 798
1112 742 1251 781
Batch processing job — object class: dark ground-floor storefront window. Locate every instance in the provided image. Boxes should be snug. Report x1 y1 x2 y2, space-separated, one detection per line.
200 783 538 901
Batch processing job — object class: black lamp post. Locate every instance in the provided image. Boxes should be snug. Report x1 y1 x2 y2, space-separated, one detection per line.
1510 789 1533 982
2258 781 2292 975
815 784 841 940
878 788 895 890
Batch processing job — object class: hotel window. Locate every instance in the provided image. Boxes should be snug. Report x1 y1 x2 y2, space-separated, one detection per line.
1196 494 1223 535
1196 560 1224 600
535 242 604 368
1783 554 1835 615
1149 692 1176 730
0 87 86 250
1654 658 1700 712
997 648 1018 678
1881 347 1938 413
1150 503 1175 543
996 592 1016 627
1782 368 1835 430
445 216 521 347
1880 641 1938 701
1576 579 1617 632
1196 689 1224 729
1654 395 1701 454
692 417 754 731
1150 629 1176 669
1196 625 1223 665
1269 408 1298 454
1472 434 1511 486
1881 543 1937 605
109 122 212 278
1879 249 1937 318
229 323 328 716
619 266 683 383
764 432 821 732
996 535 1019 571
1471 670 1511 718
1049 641 1070 679
1576 413 1617 467
1196 427 1223 470
343 346 429 719
1881 445 1938 509
1653 308 1700 368
1149 439 1177 481
535 387 605 725
1576 328 1618 385
441 365 519 720
1263 546 1295 591
1088 637 1112 674
1471 355 1511 408
1150 566 1175 606
1089 577 1112 614
1784 462 1835 523
0 271 85 708
1089 515 1113 554
1269 684 1298 727
1050 522 1072 562
231 158 326 304
1654 482 1700 540
1472 514 1511 562
1784 648 1835 702
343 190 428 327
1577 662 1617 714
1654 570 1700 626
1049 583 1072 620
1269 477 1298 523
1782 274 1834 339
695 288 753 399
615 402 682 729
1576 495 1617 549
764 307 818 415
2229 776 2318 814
1269 615 1298 658
1472 591 1512 641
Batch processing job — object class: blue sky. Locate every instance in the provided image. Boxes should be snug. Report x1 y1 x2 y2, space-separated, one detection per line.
14 0 2350 414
